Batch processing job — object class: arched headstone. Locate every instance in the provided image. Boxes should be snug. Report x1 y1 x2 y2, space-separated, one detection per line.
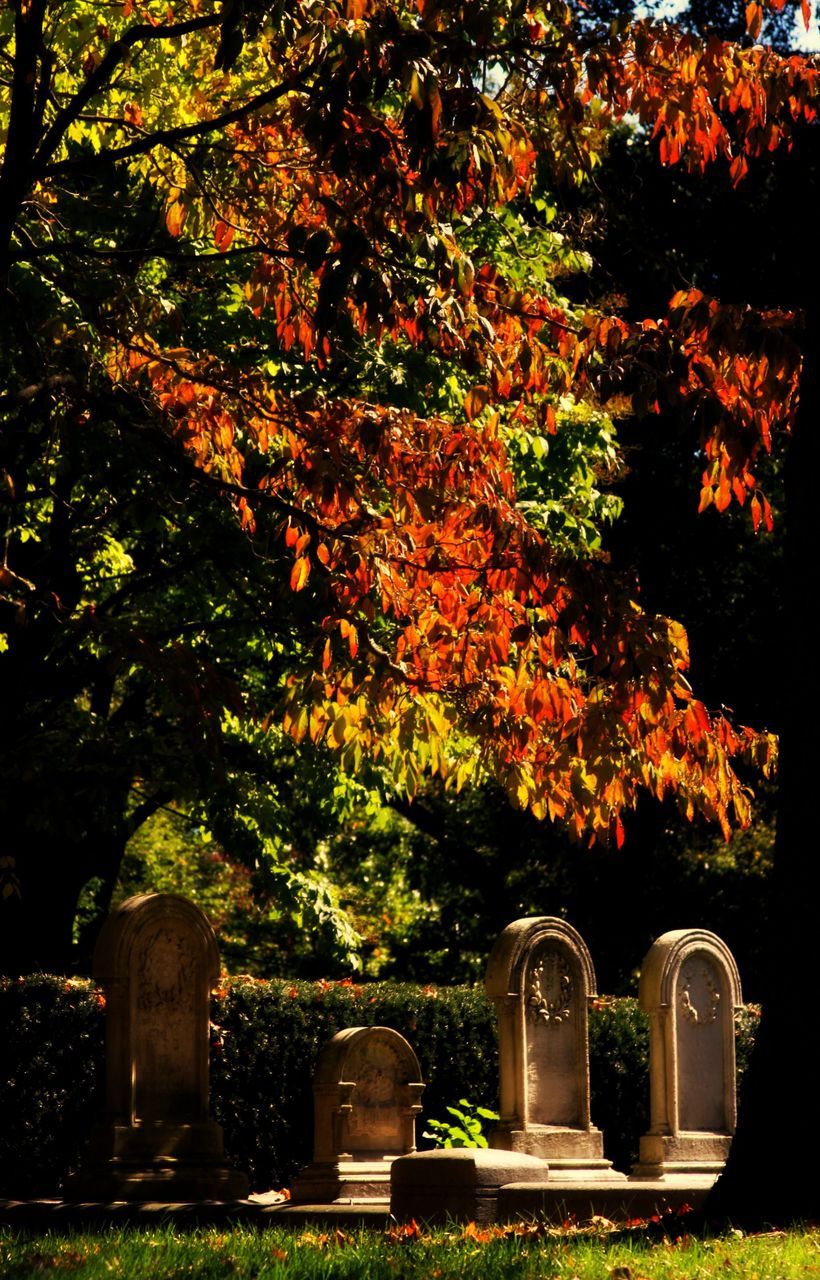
291 1026 425 1203
633 928 742 1180
485 916 622 1178
66 893 248 1201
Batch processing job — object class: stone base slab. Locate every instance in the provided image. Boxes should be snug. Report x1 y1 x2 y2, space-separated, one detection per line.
490 1125 625 1180
63 1166 250 1203
497 1175 715 1223
0 1176 716 1231
290 1159 394 1204
391 1149 550 1224
0 1199 389 1230
64 1120 249 1203
632 1132 731 1179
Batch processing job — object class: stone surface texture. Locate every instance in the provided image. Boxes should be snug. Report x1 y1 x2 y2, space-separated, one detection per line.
291 1026 424 1204
496 1177 712 1222
633 928 742 1180
390 1149 550 1224
64 893 248 1202
485 916 622 1178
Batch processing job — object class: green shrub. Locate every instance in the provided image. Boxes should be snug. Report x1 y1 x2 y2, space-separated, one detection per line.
210 977 497 1191
0 976 760 1197
0 976 106 1200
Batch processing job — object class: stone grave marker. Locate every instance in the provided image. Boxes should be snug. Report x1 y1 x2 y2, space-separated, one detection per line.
65 893 248 1201
291 1026 424 1203
633 928 742 1180
485 916 622 1178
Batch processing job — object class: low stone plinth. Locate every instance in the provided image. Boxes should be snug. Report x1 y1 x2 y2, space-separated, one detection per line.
0 1198 390 1231
496 1174 715 1223
290 1159 393 1204
390 1149 549 1224
632 1133 730 1181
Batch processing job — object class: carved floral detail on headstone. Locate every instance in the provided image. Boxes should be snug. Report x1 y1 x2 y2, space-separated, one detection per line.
527 949 573 1025
679 958 721 1026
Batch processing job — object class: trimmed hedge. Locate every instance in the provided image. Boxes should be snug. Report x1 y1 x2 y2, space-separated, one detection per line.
0 976 760 1197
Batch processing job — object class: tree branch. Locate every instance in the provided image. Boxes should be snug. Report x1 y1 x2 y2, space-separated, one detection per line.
0 0 48 270
0 373 78 409
39 66 312 178
123 788 175 840
32 12 222 172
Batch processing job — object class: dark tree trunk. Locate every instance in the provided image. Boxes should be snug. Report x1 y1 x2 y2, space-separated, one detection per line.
707 299 820 1227
0 826 130 976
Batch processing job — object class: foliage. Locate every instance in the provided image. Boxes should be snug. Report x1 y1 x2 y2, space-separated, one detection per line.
422 1098 499 1148
324 781 774 994
3 0 805 978
0 976 759 1197
118 805 369 977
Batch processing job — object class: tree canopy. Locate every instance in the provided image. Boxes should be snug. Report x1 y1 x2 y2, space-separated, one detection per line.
3 0 820 1226
4 0 808 978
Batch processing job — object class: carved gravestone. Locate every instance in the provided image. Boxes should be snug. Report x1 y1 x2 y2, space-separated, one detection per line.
485 916 622 1178
633 929 742 1180
65 893 248 1201
291 1026 425 1203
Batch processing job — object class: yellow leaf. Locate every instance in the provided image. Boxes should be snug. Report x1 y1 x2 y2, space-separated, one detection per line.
166 196 187 238
290 556 310 591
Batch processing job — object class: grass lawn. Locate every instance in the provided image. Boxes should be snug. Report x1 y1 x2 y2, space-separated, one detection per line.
1 1222 819 1279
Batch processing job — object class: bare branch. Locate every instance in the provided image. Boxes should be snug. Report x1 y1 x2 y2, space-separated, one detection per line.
0 373 78 409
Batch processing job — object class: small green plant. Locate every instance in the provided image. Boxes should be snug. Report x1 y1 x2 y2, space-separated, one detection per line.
423 1098 500 1148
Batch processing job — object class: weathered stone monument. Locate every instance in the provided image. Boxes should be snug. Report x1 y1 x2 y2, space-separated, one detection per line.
291 1026 425 1203
485 916 622 1179
66 893 248 1201
633 928 742 1181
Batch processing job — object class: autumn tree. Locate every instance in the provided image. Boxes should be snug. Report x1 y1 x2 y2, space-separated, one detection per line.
2 0 780 975
2 0 819 1224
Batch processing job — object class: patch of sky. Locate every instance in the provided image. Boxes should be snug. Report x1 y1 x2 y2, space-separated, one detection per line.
791 1 820 50
635 0 820 49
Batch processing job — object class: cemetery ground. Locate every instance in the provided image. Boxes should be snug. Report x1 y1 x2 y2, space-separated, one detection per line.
2 1220 820 1280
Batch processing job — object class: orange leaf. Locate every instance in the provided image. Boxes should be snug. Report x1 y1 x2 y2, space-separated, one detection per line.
214 220 235 252
745 1 763 38
729 154 748 186
464 385 490 420
750 493 762 533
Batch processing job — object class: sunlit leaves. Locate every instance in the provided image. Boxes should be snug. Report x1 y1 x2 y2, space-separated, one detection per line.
6 0 794 850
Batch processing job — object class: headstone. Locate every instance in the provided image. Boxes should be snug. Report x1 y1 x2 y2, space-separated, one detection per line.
485 916 622 1179
391 1148 550 1224
65 893 248 1201
633 928 742 1180
291 1026 425 1203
